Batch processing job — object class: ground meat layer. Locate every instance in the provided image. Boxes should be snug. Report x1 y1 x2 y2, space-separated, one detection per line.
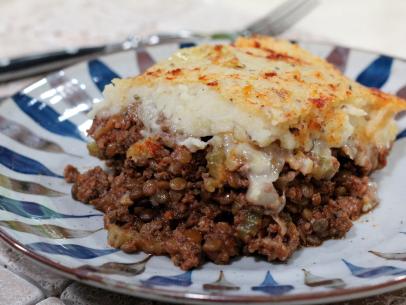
65 110 386 270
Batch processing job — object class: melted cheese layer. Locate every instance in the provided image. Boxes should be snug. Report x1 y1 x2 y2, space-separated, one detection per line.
222 135 285 213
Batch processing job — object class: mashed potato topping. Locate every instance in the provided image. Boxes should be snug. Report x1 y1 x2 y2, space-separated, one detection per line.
67 36 406 269
92 36 405 208
94 36 404 150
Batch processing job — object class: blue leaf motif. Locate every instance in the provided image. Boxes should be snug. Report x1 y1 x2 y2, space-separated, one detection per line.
397 129 406 140
88 59 120 92
26 242 117 259
141 271 192 287
179 42 196 49
342 259 406 278
251 271 294 295
12 92 85 142
0 194 102 219
0 145 62 178
356 55 393 88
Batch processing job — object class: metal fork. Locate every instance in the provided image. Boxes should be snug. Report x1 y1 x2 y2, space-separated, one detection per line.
0 0 318 83
243 0 318 36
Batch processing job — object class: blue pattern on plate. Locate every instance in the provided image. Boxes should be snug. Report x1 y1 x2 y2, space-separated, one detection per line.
0 194 102 219
251 271 294 295
0 145 62 178
326 46 350 72
397 129 406 140
179 42 196 49
0 114 71 155
0 40 405 302
12 92 85 142
356 55 393 88
141 271 193 287
342 259 406 278
26 242 118 259
88 59 120 92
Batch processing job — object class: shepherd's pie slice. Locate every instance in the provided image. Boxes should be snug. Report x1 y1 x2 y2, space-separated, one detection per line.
65 36 406 270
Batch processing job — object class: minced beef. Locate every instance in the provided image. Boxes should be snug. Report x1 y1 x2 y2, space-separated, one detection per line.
65 110 385 270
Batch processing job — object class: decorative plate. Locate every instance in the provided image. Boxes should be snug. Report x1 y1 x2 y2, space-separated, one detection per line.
1 37 406 305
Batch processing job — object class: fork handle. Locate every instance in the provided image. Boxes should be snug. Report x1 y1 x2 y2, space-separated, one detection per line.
0 45 111 83
0 31 225 83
